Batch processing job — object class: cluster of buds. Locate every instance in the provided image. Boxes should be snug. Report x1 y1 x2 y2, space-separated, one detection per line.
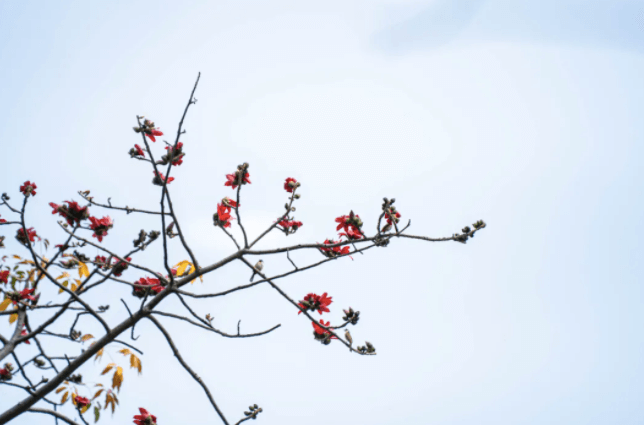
356 341 376 354
134 229 160 246
72 250 90 263
89 216 114 242
342 307 360 325
129 144 146 158
19 181 37 197
0 363 14 381
165 222 178 239
49 201 90 226
336 210 364 240
380 197 401 233
68 373 83 384
111 257 132 277
158 142 185 166
132 277 165 298
133 118 164 142
284 177 300 193
224 163 251 189
297 292 332 315
15 227 40 246
0 235 5 249
312 320 338 345
244 404 263 420
34 358 46 368
319 239 351 258
453 220 486 244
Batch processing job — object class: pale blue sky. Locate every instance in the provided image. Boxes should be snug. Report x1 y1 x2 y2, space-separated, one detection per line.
1 1 643 424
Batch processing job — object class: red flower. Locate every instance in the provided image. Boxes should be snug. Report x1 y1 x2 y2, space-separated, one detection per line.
74 395 90 408
20 326 30 345
284 177 299 193
0 365 12 381
152 171 174 186
132 277 165 298
0 270 8 284
338 226 363 241
89 216 113 242
136 119 164 142
0 215 6 224
19 181 37 197
111 257 132 277
312 320 338 343
224 167 251 190
162 142 185 166
16 227 40 245
277 219 303 235
49 201 90 226
298 292 332 315
221 197 237 208
213 203 234 228
319 239 351 258
18 288 37 304
94 256 109 270
129 144 146 158
133 407 157 425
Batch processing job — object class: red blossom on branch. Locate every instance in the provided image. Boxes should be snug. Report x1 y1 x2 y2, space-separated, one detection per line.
298 292 332 315
312 320 338 344
224 163 251 189
73 395 90 408
319 239 352 258
133 407 157 425
221 197 237 208
0 364 12 381
0 215 6 224
112 257 132 277
0 270 8 284
132 277 165 298
213 203 234 228
335 211 364 240
129 144 146 158
16 227 40 245
152 171 174 186
19 181 37 197
20 327 30 345
284 177 299 193
134 119 164 142
161 142 185 166
49 200 90 226
88 216 113 242
277 219 303 234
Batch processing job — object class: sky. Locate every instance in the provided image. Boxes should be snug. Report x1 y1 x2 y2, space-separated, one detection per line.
1 1 643 424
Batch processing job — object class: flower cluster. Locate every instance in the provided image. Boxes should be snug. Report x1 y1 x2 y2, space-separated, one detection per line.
134 408 157 425
319 239 351 258
129 144 146 158
224 163 251 190
0 270 9 284
159 142 185 166
19 181 37 197
112 257 132 277
335 210 364 240
356 341 376 354
342 307 360 325
49 200 90 226
152 171 174 186
380 197 401 233
312 320 338 345
132 277 165 298
284 177 300 193
298 292 332 315
277 219 303 235
0 363 13 381
134 118 163 142
7 288 38 305
213 202 234 228
16 227 40 245
89 216 113 242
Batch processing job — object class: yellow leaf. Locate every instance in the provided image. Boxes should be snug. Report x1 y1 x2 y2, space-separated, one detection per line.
71 282 78 292
80 334 94 342
9 313 18 324
71 392 77 406
95 348 104 362
58 280 69 294
56 386 67 394
173 260 192 277
0 298 11 312
81 404 90 414
61 391 69 405
12 255 21 259
117 348 131 356
93 389 104 399
112 367 123 392
27 269 36 282
55 272 70 280
130 354 142 374
78 261 89 279
101 363 116 376
112 392 119 405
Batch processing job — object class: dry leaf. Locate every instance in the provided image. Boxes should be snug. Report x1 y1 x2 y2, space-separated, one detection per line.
78 261 90 279
112 367 123 392
95 348 104 362
101 363 116 376
9 313 18 324
61 391 69 405
0 298 11 312
80 334 94 342
56 386 67 394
